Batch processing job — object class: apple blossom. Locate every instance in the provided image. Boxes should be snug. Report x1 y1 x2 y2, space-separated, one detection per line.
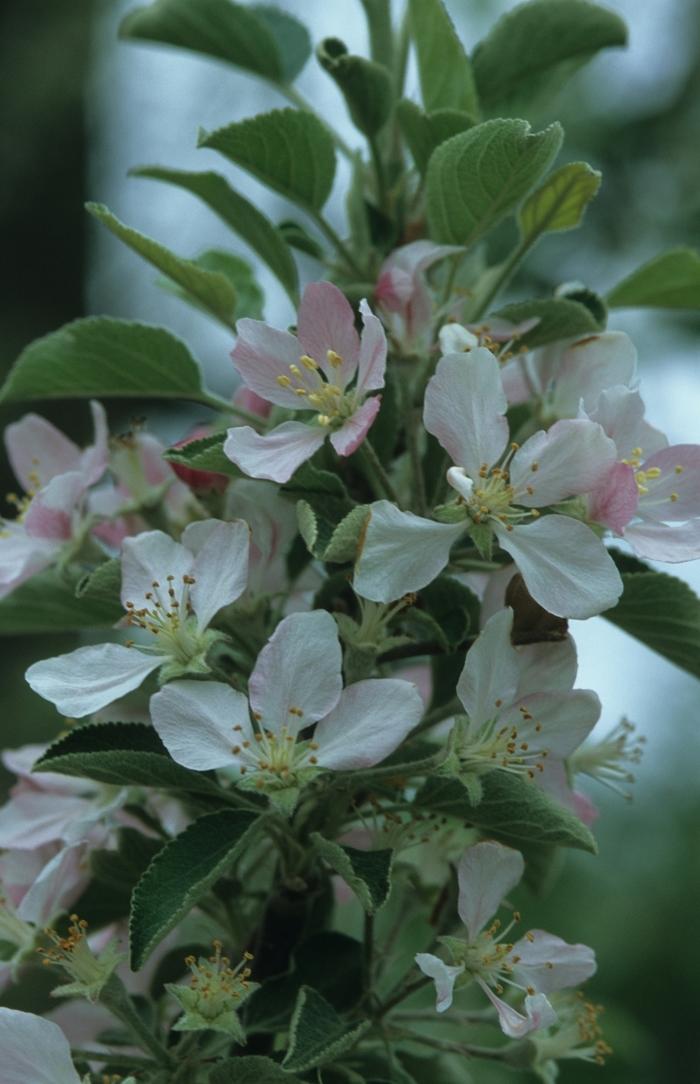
416 841 596 1037
25 518 250 717
445 609 600 796
354 348 623 618
0 1009 84 1084
0 401 108 597
151 609 424 811
375 240 462 351
224 281 387 483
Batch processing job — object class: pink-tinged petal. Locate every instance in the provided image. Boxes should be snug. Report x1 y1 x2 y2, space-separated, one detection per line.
297 281 360 388
233 385 272 419
515 637 578 697
355 299 387 394
511 419 617 508
249 610 343 734
17 843 89 925
588 461 639 532
502 690 600 758
183 518 250 629
151 680 252 771
80 400 110 485
24 471 85 541
494 517 623 619
424 349 509 477
510 931 596 994
415 953 465 1013
385 240 463 279
477 982 558 1037
586 386 667 461
121 530 193 610
456 841 524 941
314 678 423 769
456 609 520 727
0 791 94 849
4 415 81 491
0 1009 82 1084
25 643 163 718
536 758 598 822
624 519 700 562
353 501 466 603
224 422 326 484
547 331 637 416
231 319 306 409
330 396 381 457
0 524 59 595
637 444 700 522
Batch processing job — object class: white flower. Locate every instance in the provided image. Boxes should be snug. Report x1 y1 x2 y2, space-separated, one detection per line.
151 610 423 810
416 841 596 1037
0 1008 82 1084
25 519 249 717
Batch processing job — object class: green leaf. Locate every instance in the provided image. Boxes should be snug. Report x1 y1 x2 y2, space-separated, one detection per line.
415 772 597 852
209 1057 305 1084
283 462 356 560
130 808 259 968
131 167 298 301
283 986 370 1073
519 161 601 239
311 834 392 913
0 570 123 634
90 828 162 895
426 119 563 246
603 570 700 679
607 247 700 310
472 0 627 115
414 576 479 649
75 559 122 605
317 38 393 137
0 317 216 407
408 0 478 117
86 203 238 329
34 721 225 797
493 296 602 347
119 0 310 84
396 100 474 176
199 109 336 213
277 219 324 259
322 505 371 564
159 249 264 322
164 432 241 478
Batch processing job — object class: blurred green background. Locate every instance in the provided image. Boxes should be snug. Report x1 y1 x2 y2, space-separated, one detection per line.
1 1 699 1080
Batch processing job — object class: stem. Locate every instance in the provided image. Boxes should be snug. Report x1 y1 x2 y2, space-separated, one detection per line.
392 1029 511 1061
360 0 394 70
339 749 445 785
369 132 389 212
363 912 375 997
199 391 265 425
375 975 432 1019
407 406 428 515
394 3 411 97
468 233 535 322
310 210 368 280
100 976 172 1068
411 697 463 737
70 1048 156 1069
278 83 356 161
355 440 400 504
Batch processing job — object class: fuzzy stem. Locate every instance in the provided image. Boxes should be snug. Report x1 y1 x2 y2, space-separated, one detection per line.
355 440 400 504
100 975 172 1068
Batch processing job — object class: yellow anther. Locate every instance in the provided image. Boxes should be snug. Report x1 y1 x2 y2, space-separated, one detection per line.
277 374 292 387
300 354 318 370
327 349 343 368
675 464 684 474
294 388 308 397
670 492 679 502
289 364 302 377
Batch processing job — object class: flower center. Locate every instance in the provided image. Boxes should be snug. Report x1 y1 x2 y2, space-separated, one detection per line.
124 574 202 662
276 352 355 428
453 707 548 781
570 718 644 799
447 451 540 533
182 942 254 1021
231 709 320 791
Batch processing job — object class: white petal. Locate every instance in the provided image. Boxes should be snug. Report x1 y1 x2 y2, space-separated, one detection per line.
501 690 600 758
586 385 667 461
355 299 387 394
0 792 93 849
0 1008 81 1084
121 530 193 610
549 331 637 416
4 414 81 491
249 611 343 734
494 517 622 619
424 349 509 477
17 843 88 925
456 841 524 941
456 609 520 727
183 518 250 628
515 637 578 697
314 679 424 769
354 501 465 603
415 953 465 1013
510 931 596 994
624 518 700 562
25 643 163 717
477 979 557 1038
510 419 617 507
231 319 306 408
438 323 480 355
151 680 252 771
224 422 326 484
